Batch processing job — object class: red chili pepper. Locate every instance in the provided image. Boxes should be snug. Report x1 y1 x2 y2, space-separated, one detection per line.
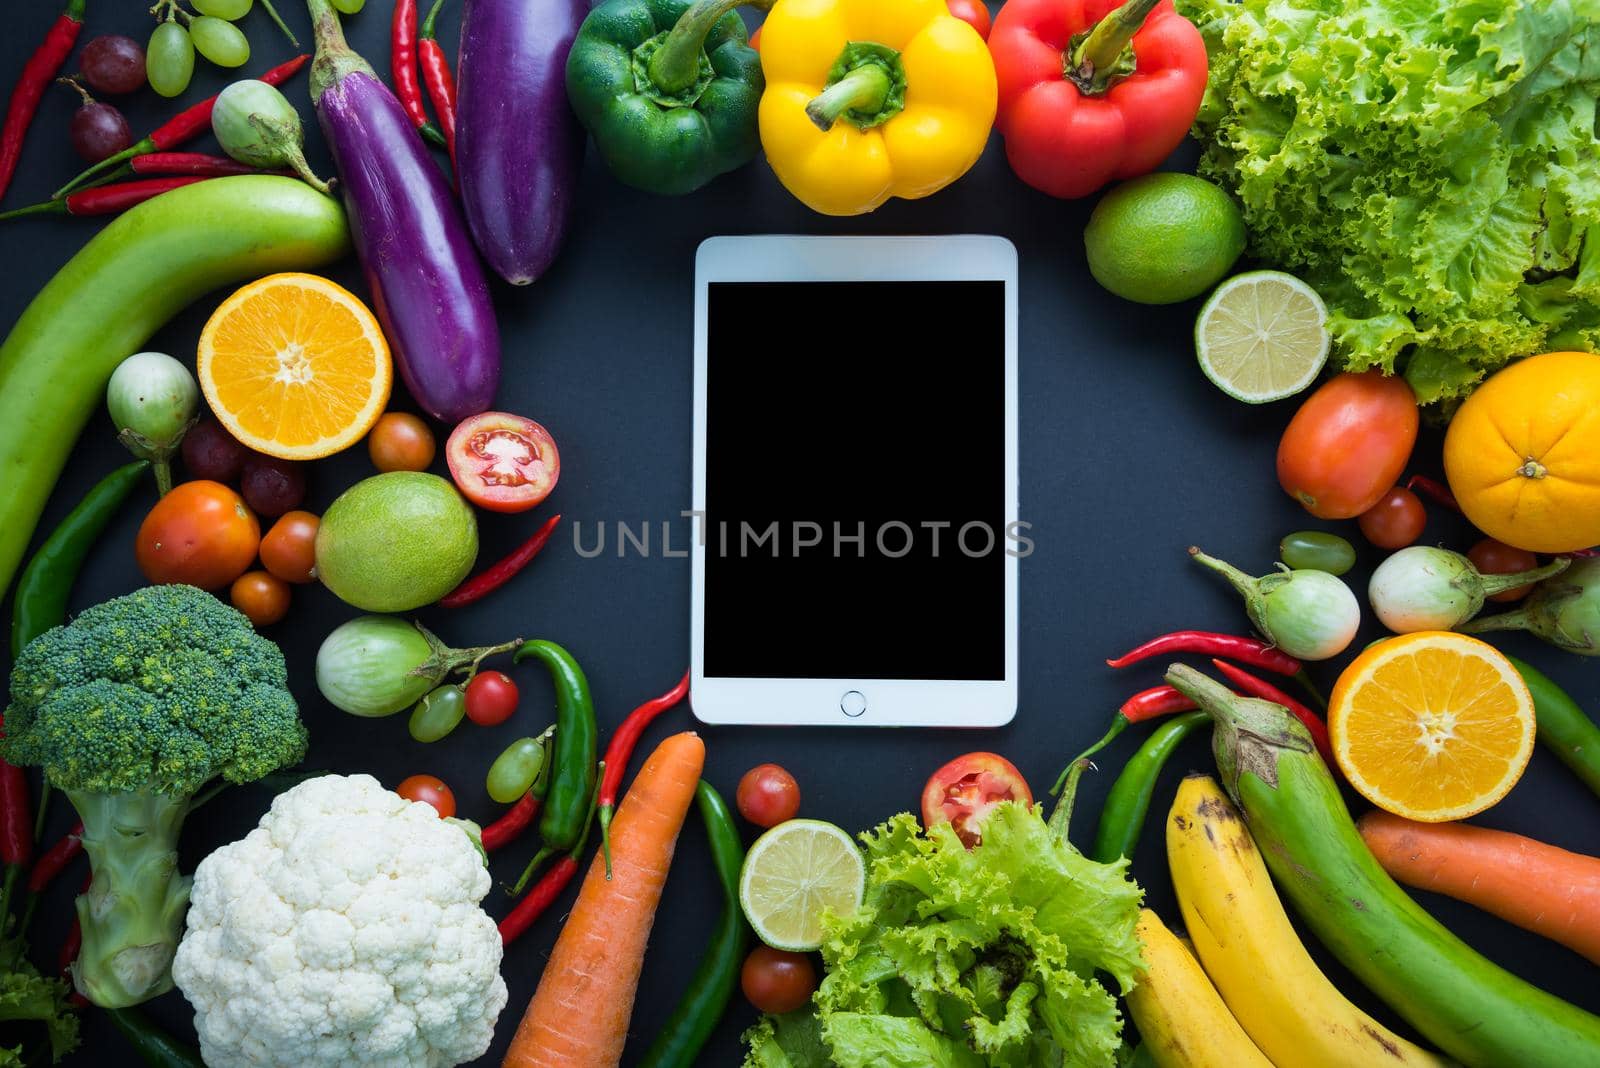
57 869 92 1003
1210 658 1335 765
0 0 85 204
596 671 689 873
27 822 82 894
418 0 458 163
439 514 562 608
1406 474 1460 513
498 854 578 946
1107 630 1302 676
391 0 447 149
990 0 1207 199
130 152 280 177
480 791 540 853
1121 683 1196 723
53 54 310 198
0 176 207 221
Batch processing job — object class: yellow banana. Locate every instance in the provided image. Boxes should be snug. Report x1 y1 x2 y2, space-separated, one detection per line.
1166 775 1450 1068
1127 909 1275 1068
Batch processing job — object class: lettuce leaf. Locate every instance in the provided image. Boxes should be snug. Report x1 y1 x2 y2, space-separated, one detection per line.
742 804 1142 1068
1178 0 1600 402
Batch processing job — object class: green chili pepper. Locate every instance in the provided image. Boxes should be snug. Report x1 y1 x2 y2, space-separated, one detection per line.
638 780 747 1068
10 459 147 657
105 1006 205 1068
1089 712 1209 864
514 640 598 854
1507 655 1600 798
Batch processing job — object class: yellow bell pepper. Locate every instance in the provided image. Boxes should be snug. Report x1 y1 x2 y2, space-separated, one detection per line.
758 0 997 216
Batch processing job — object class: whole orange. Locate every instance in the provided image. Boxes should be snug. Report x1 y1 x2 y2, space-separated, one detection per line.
1444 351 1600 553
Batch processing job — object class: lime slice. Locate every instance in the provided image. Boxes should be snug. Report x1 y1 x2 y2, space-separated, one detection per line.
1195 270 1330 403
739 819 865 951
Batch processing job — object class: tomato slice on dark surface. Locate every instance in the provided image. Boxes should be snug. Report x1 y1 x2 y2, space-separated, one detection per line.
921 752 1033 848
445 412 560 513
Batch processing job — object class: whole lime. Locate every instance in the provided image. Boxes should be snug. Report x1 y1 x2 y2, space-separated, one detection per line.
1083 173 1247 304
316 472 477 612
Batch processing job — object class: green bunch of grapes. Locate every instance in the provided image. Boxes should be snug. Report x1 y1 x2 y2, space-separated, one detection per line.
144 0 363 98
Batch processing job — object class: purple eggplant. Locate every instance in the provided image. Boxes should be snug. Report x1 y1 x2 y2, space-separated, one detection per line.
455 0 585 286
305 0 498 422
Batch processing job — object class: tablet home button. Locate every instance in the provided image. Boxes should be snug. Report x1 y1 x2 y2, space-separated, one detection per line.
840 691 867 718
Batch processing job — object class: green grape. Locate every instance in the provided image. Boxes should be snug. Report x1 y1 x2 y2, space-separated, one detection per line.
189 15 250 67
192 0 253 18
146 21 195 98
331 0 366 12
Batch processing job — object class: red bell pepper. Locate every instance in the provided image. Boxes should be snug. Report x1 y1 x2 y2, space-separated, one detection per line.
990 0 1206 199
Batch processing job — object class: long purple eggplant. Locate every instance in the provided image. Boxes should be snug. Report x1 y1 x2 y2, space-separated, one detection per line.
455 0 585 286
305 0 498 422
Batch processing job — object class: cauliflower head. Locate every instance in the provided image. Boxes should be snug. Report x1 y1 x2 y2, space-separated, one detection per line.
172 774 508 1067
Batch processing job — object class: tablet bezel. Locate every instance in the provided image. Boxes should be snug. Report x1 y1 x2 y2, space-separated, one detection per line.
690 235 1019 727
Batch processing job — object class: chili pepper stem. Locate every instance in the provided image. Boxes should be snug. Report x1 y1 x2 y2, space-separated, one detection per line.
52 136 155 198
0 864 20 933
807 65 891 131
257 0 302 46
512 845 554 895
33 783 51 842
1294 668 1326 710
1069 0 1160 94
649 0 774 96
0 199 67 222
1055 715 1127 793
598 806 613 880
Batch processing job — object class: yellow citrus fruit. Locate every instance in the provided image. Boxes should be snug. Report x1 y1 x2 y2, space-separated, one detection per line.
197 273 392 460
1329 632 1535 822
1443 351 1600 553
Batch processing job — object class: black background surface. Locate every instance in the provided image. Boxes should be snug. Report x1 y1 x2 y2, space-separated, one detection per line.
0 3 1594 1065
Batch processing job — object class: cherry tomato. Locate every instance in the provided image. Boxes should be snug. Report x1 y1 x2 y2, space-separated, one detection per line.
945 0 991 39
1277 372 1419 519
464 671 519 726
736 764 801 827
445 412 560 513
229 570 290 626
1469 538 1539 603
368 411 437 473
396 774 455 817
1357 487 1427 550
136 480 260 590
259 510 320 584
921 752 1032 849
741 947 817 1014
409 685 467 742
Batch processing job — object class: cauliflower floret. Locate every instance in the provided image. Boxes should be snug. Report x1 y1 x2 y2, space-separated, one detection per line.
172 774 508 1067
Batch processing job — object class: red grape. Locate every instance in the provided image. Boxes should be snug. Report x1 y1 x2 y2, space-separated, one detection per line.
240 455 306 518
67 89 132 163
181 419 249 482
81 35 147 95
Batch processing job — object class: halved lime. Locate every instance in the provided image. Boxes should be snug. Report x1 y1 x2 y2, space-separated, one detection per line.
1195 270 1330 403
738 819 865 952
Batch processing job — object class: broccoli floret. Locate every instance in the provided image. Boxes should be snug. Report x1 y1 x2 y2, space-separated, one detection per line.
2 585 307 1009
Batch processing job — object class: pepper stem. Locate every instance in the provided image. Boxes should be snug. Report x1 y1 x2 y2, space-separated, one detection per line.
258 0 301 47
647 0 771 96
598 806 614 879
52 137 155 200
1068 0 1160 94
0 199 69 222
807 65 890 131
1478 556 1569 597
1053 714 1127 794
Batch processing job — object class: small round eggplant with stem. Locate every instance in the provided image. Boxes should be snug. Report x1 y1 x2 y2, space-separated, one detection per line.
106 351 199 495
211 79 331 192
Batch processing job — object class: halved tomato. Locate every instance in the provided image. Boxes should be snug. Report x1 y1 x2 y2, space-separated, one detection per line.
445 412 560 513
921 752 1033 849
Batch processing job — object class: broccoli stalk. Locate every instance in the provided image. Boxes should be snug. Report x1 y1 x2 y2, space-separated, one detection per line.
3 585 307 1009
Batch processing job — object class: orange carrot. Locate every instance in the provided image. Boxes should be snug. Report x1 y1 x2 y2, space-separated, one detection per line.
1359 810 1600 965
503 731 705 1068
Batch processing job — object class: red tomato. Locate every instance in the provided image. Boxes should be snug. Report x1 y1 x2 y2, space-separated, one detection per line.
445 412 560 513
1357 487 1426 550
464 671 519 726
741 947 817 1014
1469 538 1539 603
230 570 290 626
396 774 456 818
946 0 991 39
369 412 437 473
921 752 1032 849
1277 372 1419 519
135 480 261 590
736 764 801 827
259 510 320 584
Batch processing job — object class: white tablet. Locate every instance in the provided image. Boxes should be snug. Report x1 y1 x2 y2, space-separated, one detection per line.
690 235 1019 727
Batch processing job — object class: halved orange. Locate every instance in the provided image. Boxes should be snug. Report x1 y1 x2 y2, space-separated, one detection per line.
197 273 392 460
1329 632 1534 822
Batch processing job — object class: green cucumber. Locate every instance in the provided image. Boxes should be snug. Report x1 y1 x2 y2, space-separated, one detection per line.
0 176 349 597
1168 664 1600 1068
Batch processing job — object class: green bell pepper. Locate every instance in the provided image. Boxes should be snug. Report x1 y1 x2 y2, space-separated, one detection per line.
565 0 768 195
